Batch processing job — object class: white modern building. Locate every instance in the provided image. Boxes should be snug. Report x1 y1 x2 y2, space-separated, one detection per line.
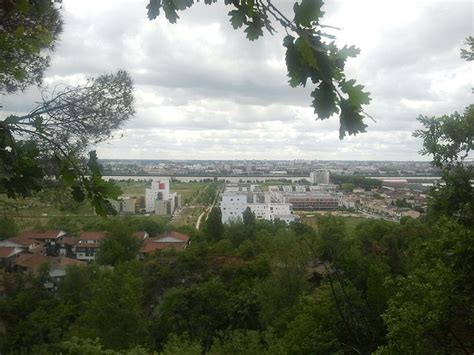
220 191 295 224
310 170 330 185
145 179 181 215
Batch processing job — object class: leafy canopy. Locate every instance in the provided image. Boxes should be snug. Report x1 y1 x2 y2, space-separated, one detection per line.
0 0 63 94
0 70 134 215
146 0 371 139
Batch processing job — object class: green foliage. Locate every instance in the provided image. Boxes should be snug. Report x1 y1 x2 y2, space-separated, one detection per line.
209 329 273 354
0 0 62 93
414 105 474 227
414 105 473 169
60 336 153 355
382 219 474 354
1 201 472 354
161 334 201 355
146 0 371 139
96 222 142 266
203 207 224 241
331 174 382 190
460 36 474 61
1 70 134 215
72 262 148 350
0 215 18 239
242 207 256 226
155 279 230 349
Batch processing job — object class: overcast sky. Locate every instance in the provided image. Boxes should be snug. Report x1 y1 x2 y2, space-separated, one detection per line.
2 0 473 160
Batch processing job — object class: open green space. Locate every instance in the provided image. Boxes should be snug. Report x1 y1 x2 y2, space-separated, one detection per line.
299 213 369 234
115 180 209 205
172 206 205 227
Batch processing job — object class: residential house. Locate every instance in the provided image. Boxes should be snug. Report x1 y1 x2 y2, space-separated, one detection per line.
139 231 189 259
15 230 67 256
75 231 107 262
0 247 24 270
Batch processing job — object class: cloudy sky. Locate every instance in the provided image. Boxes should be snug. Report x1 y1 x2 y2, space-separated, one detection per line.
2 0 473 160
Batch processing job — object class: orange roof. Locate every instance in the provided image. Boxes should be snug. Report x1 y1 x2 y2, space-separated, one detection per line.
0 247 22 258
78 231 107 241
14 254 51 270
156 231 190 242
6 235 39 247
16 230 64 240
51 257 85 268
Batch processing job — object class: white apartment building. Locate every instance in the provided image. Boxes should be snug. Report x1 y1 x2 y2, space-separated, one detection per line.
310 170 330 185
220 193 248 223
225 183 259 193
145 179 181 214
248 203 295 223
145 179 170 212
220 192 295 224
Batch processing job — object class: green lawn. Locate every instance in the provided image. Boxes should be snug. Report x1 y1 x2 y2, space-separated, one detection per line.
172 206 205 227
116 181 148 196
299 213 368 234
0 181 210 232
116 181 208 204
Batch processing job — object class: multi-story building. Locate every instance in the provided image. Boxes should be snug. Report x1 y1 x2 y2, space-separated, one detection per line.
285 193 341 210
145 179 181 215
310 170 330 185
220 192 248 223
220 191 295 224
74 231 107 262
145 179 170 212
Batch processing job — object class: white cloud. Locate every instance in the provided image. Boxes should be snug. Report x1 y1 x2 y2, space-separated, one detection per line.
1 0 472 160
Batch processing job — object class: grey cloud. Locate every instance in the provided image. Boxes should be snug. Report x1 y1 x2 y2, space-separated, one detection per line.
2 0 471 161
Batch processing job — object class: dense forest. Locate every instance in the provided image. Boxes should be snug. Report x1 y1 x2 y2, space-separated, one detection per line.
1 207 473 354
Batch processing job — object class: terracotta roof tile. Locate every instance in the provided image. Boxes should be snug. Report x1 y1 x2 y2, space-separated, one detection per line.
0 247 19 258
16 230 65 240
51 257 85 268
6 235 39 247
14 254 51 270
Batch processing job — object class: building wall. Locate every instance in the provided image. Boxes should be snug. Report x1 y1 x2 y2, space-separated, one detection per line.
154 200 168 215
220 193 248 223
145 179 171 212
287 194 340 210
310 170 330 185
122 197 136 214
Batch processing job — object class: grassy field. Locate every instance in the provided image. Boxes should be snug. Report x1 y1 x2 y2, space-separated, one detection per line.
0 181 210 232
298 212 369 234
172 206 205 227
116 181 208 204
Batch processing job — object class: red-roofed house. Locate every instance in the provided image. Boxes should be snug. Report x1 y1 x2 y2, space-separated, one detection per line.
21 230 67 257
0 247 24 269
139 231 189 259
12 254 85 289
13 253 51 273
75 231 107 262
0 234 42 252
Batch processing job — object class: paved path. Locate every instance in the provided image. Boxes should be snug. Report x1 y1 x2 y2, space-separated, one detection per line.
195 189 221 230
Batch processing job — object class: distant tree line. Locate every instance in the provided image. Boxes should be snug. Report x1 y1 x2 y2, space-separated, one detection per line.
332 174 382 191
